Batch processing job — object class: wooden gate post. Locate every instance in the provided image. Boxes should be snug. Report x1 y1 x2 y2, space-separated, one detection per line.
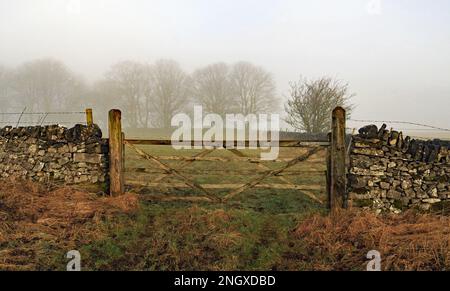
109 109 124 196
326 132 332 208
122 132 125 191
329 107 347 213
86 108 93 126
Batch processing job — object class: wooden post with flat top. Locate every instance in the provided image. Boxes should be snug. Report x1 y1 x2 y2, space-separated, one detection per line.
330 107 347 213
122 132 125 190
86 108 93 126
108 109 124 196
326 132 332 209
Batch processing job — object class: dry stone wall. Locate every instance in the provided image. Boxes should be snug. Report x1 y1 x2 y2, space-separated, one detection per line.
0 124 109 186
348 124 450 213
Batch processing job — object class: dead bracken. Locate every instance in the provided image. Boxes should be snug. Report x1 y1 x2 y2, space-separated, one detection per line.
283 209 450 271
0 179 138 271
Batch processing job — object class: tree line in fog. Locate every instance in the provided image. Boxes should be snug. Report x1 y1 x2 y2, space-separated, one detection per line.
0 58 353 133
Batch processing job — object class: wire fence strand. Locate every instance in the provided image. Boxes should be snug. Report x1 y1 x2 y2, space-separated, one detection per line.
0 112 86 115
0 110 87 127
349 119 450 132
0 121 87 125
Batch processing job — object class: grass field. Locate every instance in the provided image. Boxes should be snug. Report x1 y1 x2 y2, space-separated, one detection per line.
77 145 330 270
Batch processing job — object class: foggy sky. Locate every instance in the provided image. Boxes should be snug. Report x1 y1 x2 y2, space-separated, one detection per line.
1 0 449 130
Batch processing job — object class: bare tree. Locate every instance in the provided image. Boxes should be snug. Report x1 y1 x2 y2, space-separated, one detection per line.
103 61 151 128
0 65 12 123
149 59 190 129
285 77 354 134
12 58 80 112
0 65 11 108
191 63 234 116
60 73 88 112
96 60 188 129
13 59 77 111
229 62 278 115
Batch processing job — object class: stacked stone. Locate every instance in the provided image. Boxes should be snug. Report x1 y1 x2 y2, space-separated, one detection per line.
0 124 108 184
348 124 450 213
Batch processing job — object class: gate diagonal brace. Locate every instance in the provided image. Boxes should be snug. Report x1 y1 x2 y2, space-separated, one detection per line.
153 149 216 183
223 147 322 202
227 148 323 204
124 141 221 203
228 148 298 185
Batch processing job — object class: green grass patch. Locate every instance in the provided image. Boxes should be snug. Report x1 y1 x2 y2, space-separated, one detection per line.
78 190 327 271
70 145 328 270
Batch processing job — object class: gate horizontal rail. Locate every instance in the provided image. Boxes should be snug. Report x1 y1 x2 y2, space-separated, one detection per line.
124 154 324 163
124 139 330 147
126 181 324 191
126 168 325 175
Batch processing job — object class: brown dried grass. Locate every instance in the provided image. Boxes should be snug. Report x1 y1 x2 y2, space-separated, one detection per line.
0 179 138 271
284 209 450 271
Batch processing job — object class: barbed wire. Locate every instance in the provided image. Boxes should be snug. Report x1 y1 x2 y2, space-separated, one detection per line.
0 121 86 125
0 109 87 127
0 111 86 115
388 128 450 131
347 128 447 132
348 119 450 132
346 129 449 141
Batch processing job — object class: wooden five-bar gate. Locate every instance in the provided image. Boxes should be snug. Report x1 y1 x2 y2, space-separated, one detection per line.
106 108 347 212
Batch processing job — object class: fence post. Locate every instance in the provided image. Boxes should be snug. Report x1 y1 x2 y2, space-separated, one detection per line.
122 132 125 190
108 109 124 196
86 108 93 126
326 132 332 208
330 107 347 213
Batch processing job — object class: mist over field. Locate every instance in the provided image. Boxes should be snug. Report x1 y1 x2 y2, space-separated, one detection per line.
0 0 449 135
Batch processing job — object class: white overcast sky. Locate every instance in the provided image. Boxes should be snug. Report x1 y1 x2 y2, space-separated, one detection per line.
0 0 449 129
